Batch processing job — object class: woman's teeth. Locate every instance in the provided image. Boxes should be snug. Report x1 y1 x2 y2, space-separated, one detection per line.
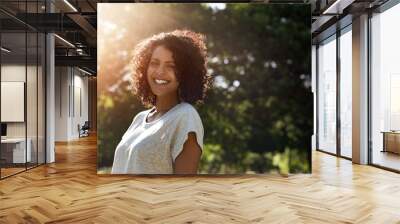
154 79 169 84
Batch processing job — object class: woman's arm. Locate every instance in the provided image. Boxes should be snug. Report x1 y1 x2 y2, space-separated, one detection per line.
173 132 202 174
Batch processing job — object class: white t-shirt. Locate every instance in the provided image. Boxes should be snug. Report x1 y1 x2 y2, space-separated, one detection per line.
111 102 204 174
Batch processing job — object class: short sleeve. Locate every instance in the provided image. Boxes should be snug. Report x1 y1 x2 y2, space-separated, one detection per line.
170 107 204 162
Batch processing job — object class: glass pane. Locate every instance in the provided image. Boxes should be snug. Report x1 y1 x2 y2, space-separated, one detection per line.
317 35 337 154
0 1 26 14
38 33 45 165
371 4 400 171
340 27 352 158
1 31 27 177
27 31 38 169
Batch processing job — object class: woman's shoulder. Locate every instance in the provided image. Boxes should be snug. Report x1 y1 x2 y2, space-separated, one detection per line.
176 102 200 116
172 103 202 125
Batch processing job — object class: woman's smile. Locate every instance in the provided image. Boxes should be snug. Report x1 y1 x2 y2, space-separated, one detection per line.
154 78 170 85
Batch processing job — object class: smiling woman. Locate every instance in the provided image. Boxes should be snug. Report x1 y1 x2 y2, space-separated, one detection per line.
111 30 212 174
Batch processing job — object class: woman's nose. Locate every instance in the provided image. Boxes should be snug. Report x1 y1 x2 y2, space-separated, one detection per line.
155 65 166 75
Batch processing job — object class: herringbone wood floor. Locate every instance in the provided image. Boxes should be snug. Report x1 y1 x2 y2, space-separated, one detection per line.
1 135 400 224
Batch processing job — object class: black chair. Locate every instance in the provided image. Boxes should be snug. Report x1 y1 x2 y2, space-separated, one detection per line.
79 121 90 138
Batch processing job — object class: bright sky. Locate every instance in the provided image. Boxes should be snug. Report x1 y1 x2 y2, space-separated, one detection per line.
205 3 226 11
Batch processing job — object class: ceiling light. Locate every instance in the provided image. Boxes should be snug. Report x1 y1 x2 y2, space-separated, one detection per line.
78 67 93 76
322 0 354 15
63 0 78 12
1 47 11 53
54 34 75 48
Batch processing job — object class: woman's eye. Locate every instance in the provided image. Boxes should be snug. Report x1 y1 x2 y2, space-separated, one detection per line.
149 61 159 67
166 65 175 70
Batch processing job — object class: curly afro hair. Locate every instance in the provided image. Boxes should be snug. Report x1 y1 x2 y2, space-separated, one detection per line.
130 29 212 107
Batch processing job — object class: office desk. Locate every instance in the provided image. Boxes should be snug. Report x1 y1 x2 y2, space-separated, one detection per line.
381 131 400 154
1 138 31 163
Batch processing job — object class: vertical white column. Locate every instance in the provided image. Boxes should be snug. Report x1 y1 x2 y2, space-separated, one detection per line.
46 1 55 163
352 14 369 164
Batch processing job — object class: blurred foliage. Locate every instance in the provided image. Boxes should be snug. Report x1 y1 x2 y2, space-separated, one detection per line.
97 3 312 174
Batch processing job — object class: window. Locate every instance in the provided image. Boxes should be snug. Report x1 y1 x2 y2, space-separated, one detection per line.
317 35 337 154
339 26 352 158
370 2 400 171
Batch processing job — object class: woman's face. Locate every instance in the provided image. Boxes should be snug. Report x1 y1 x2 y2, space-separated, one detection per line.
147 45 179 99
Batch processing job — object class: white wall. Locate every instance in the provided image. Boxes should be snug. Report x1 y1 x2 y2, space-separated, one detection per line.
72 72 89 138
55 67 89 141
1 63 46 164
1 65 26 141
1 65 35 137
55 67 69 141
